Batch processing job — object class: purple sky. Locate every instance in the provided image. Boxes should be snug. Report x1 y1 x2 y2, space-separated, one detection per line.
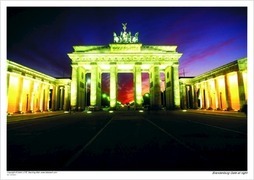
7 7 247 103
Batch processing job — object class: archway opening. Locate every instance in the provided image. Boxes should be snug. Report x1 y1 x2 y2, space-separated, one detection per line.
117 73 134 105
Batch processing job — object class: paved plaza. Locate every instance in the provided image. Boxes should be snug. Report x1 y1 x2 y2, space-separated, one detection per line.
7 110 247 171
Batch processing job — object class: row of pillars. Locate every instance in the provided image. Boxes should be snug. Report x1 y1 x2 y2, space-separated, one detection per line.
71 63 181 110
7 73 70 113
181 71 246 111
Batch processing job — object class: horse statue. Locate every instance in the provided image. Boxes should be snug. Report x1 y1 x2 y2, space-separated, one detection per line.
113 32 120 43
132 32 139 43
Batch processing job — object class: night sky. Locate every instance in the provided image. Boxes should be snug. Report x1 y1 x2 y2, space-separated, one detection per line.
7 7 247 103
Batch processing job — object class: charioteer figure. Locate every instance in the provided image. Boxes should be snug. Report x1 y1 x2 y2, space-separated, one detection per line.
113 23 139 43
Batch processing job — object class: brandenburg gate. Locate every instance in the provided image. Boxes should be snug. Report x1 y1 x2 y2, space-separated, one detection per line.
68 24 182 110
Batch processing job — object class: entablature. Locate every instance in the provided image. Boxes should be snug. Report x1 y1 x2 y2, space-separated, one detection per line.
109 43 142 52
79 62 173 73
7 60 56 83
192 60 240 83
68 53 182 64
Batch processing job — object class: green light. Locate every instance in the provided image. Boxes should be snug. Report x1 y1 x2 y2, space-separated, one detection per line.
102 93 107 98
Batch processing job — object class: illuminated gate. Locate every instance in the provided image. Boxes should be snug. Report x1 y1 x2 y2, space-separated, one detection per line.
68 24 182 110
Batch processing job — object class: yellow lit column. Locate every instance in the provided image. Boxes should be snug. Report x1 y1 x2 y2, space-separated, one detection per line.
189 85 195 109
214 78 220 110
180 83 187 109
44 85 50 111
193 84 198 109
50 86 55 111
96 68 102 107
64 85 69 111
134 63 142 108
71 65 78 109
7 73 10 96
52 85 58 111
224 74 232 110
29 81 35 113
72 66 86 110
172 64 180 109
18 77 24 113
6 73 10 113
205 81 211 109
110 62 117 108
90 63 98 106
150 64 161 109
200 82 205 109
38 83 44 112
165 66 173 109
59 86 64 110
237 71 246 108
187 85 192 108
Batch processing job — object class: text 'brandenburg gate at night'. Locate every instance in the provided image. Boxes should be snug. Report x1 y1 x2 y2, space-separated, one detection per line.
68 24 182 110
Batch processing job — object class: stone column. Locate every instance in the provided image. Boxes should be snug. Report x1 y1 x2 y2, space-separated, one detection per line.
96 68 102 107
63 85 69 111
48 87 53 110
237 71 246 108
6 74 10 113
7 73 10 96
60 86 65 110
172 64 180 109
18 77 24 113
150 64 161 109
90 63 98 106
71 65 78 109
165 66 173 109
134 62 142 108
214 78 220 110
224 74 232 110
29 81 35 112
181 83 187 109
38 84 44 112
186 85 192 108
205 81 211 109
54 85 58 111
189 85 195 109
44 85 50 111
110 62 117 108
193 84 198 109
200 82 205 109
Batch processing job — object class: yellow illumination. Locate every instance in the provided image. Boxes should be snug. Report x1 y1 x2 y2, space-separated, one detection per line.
23 79 30 92
218 76 225 87
117 64 134 70
227 72 240 110
8 75 19 113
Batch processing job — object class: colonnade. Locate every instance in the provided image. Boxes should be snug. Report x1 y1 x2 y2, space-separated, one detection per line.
7 60 71 114
70 62 181 110
180 58 247 111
